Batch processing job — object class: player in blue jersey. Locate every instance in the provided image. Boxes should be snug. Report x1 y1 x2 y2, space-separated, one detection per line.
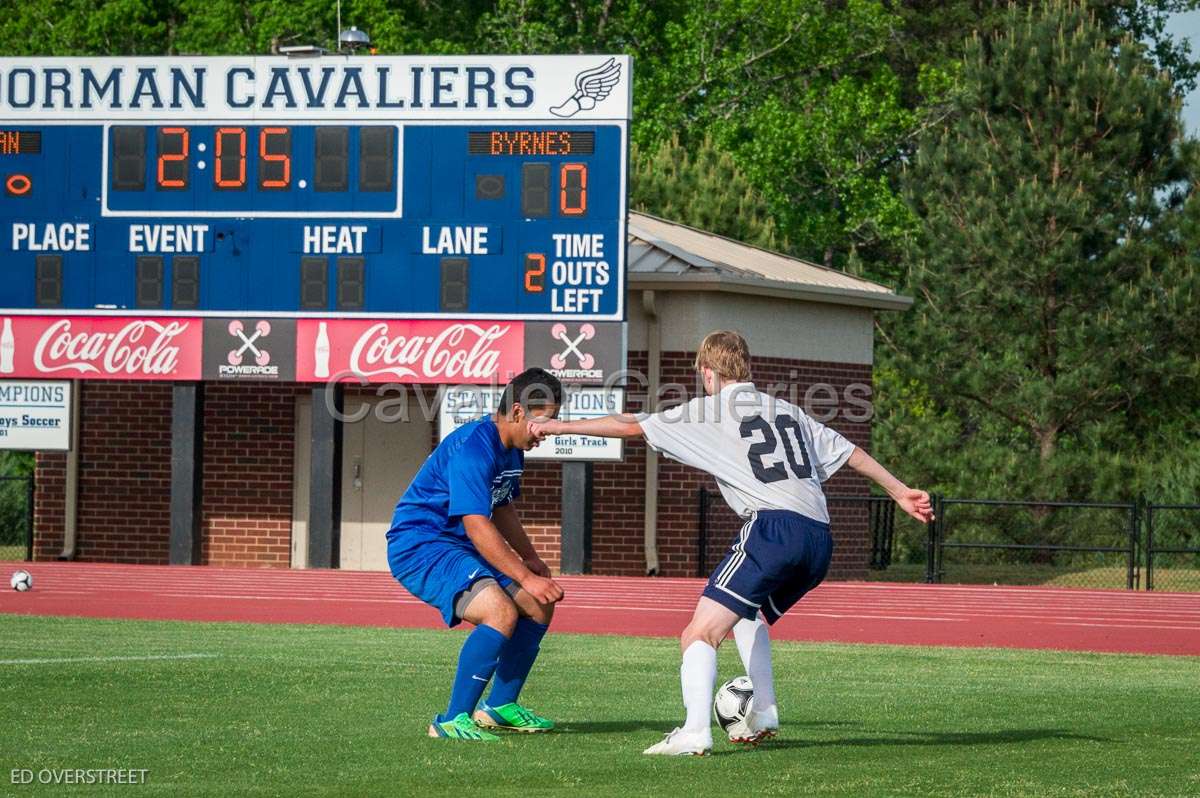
387 368 566 741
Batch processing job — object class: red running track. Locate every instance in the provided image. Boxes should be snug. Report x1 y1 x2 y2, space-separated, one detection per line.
2 562 1199 656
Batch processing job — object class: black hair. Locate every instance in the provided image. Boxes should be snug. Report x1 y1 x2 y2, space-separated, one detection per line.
498 367 563 414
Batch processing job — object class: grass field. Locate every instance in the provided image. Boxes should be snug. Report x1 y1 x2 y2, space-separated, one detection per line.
1 615 1198 797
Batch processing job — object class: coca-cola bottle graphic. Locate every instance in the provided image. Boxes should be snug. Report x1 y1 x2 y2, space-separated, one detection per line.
314 322 331 379
0 318 14 374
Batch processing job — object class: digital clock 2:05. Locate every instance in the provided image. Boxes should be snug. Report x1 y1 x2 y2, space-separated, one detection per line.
108 125 396 193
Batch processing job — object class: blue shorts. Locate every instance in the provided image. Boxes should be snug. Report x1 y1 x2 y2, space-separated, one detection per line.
387 534 513 628
702 510 833 624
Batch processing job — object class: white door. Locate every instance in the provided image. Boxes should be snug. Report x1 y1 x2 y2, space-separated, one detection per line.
291 397 311 569
291 394 432 570
339 397 432 571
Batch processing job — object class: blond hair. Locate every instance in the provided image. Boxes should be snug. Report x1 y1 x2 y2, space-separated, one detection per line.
694 330 751 382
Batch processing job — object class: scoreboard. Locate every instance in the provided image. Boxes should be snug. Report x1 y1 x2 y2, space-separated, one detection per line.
0 55 629 321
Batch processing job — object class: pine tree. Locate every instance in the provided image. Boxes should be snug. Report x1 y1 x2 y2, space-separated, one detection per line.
889 0 1200 501
629 133 786 251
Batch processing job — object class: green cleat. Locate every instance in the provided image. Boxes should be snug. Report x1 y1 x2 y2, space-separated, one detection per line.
427 712 500 741
473 702 555 733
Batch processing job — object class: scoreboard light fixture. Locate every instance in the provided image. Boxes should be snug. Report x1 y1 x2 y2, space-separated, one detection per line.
338 26 371 52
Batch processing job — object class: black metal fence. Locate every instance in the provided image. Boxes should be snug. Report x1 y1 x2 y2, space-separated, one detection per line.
1146 503 1200 592
932 498 1140 590
697 488 1200 591
0 475 33 562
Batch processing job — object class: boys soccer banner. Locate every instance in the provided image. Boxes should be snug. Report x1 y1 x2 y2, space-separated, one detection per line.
0 380 71 450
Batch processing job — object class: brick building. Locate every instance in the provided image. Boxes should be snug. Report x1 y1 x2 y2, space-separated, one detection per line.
31 213 908 577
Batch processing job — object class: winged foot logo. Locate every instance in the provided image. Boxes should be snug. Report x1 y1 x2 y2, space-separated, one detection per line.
550 58 622 118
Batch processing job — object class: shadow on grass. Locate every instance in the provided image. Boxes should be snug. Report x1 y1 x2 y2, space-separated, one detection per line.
710 727 1113 756
561 719 858 735
558 720 675 734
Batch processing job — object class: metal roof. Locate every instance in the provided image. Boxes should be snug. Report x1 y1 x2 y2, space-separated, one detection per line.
627 212 912 311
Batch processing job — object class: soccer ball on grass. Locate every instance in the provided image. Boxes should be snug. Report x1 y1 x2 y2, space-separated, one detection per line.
713 676 754 739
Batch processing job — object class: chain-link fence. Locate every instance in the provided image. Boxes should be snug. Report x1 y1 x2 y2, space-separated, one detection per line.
0 476 33 561
1146 504 1200 592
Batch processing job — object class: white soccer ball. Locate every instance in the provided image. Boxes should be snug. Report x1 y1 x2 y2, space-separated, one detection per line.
713 675 754 739
10 570 32 592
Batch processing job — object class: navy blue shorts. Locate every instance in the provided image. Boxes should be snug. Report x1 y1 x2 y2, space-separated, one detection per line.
702 510 833 624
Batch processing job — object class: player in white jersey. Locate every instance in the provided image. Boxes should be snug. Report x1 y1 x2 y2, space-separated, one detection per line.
531 330 933 755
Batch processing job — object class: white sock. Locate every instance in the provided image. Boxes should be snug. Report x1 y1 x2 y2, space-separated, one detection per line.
733 614 777 712
680 640 717 735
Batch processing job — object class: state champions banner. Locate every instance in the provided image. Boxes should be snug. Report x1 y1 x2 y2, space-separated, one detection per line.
0 314 623 384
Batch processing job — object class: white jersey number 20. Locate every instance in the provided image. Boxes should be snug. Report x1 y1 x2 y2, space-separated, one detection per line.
739 414 812 484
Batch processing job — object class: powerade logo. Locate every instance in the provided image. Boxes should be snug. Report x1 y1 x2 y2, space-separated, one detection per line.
547 323 603 380
202 318 296 381
219 320 277 378
522 322 622 385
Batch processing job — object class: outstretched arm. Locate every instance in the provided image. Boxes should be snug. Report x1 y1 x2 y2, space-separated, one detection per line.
846 447 934 523
531 414 645 440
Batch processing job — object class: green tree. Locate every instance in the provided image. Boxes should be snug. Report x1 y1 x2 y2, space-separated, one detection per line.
888 1 1200 108
471 0 925 273
889 0 1200 501
0 0 930 276
633 0 920 272
474 0 672 56
0 451 33 556
170 0 486 55
629 133 785 250
0 0 174 54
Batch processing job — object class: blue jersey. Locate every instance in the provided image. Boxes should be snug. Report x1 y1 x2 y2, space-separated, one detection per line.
386 417 523 555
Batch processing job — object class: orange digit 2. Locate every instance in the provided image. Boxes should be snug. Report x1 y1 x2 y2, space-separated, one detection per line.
157 127 188 189
525 253 546 292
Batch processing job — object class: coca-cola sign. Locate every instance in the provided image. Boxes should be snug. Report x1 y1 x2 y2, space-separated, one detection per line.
0 316 202 380
295 319 524 383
